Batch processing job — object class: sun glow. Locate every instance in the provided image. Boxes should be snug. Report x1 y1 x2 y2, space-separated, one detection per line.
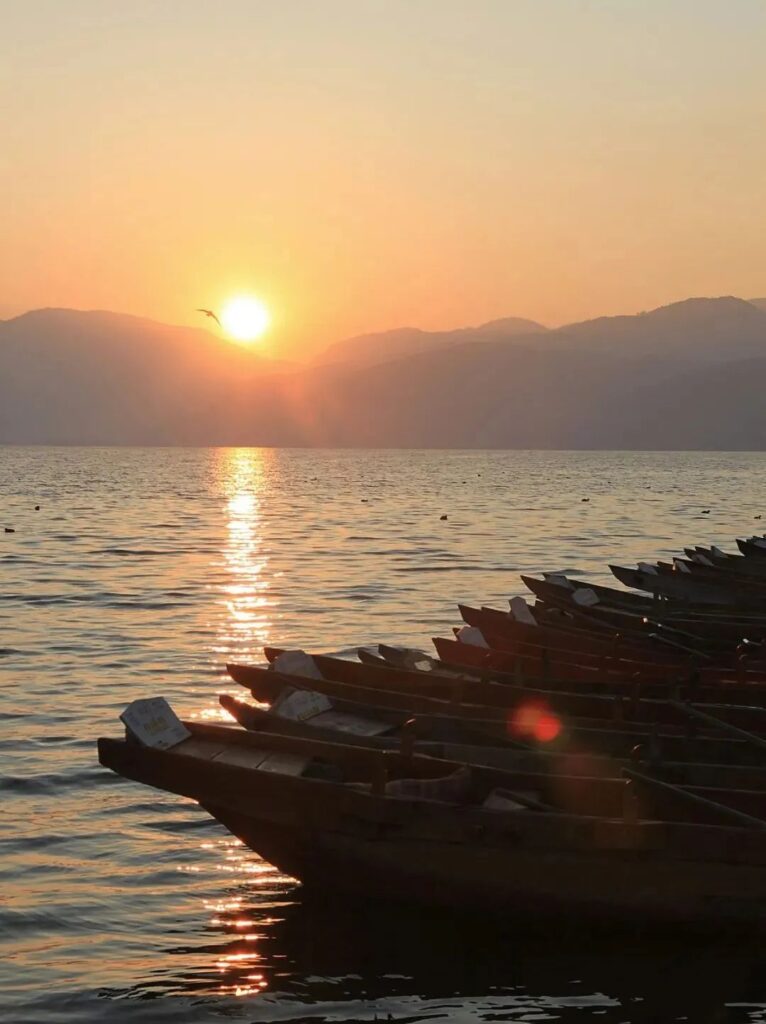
221 296 270 343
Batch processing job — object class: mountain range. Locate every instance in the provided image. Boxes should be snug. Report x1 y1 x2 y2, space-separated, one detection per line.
3 296 766 447
317 316 547 368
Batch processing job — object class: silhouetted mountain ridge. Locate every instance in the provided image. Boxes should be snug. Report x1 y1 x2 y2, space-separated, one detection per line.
2 297 766 446
317 316 547 367
540 296 766 360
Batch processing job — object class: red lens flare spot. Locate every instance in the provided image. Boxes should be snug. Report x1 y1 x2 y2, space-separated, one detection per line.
510 704 541 736
509 702 562 743
533 712 562 742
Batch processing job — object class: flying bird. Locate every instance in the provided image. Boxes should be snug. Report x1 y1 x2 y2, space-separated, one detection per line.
196 308 221 327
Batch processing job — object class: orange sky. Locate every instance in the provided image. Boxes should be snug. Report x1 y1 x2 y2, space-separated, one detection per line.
3 1 766 357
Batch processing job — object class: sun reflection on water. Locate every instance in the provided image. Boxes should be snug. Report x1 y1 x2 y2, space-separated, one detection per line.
191 836 296 999
180 452 292 1000
208 449 276 676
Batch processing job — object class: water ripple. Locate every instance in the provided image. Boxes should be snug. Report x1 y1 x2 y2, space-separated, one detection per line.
3 447 766 1022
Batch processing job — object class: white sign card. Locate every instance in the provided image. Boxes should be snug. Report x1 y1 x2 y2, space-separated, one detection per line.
272 650 324 679
509 596 538 625
455 625 489 648
120 697 191 750
271 687 333 722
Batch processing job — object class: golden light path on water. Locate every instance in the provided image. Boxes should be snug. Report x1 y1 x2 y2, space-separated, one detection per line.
200 838 278 998
217 447 274 661
191 450 294 997
193 448 275 724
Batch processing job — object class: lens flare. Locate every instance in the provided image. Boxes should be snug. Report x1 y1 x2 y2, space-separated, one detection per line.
509 702 562 743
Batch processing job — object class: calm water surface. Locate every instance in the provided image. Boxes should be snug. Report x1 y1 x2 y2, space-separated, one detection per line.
3 447 766 1023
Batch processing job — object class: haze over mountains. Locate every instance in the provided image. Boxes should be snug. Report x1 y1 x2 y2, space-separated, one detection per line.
318 316 547 368
3 297 766 447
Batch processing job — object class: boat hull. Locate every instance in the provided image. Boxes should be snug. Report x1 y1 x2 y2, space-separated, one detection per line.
204 803 766 929
98 731 766 929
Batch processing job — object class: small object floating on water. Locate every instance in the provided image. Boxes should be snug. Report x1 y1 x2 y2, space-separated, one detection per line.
4 527 15 533
361 499 368 503
34 505 40 511
756 515 762 520
701 509 711 514
440 514 448 521
581 498 590 502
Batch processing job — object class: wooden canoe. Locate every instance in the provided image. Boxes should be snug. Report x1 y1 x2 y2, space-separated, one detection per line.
524 575 766 626
98 720 766 927
369 642 690 700
448 616 766 689
451 625 690 684
523 575 676 613
432 635 766 698
259 647 766 732
458 604 689 666
670 557 766 589
524 580 766 643
220 693 766 793
227 661 766 766
370 643 730 702
738 538 766 559
641 561 766 601
687 547 766 579
610 565 764 606
467 601 766 672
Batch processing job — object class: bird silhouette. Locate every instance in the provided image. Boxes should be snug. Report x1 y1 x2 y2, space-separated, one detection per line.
196 308 221 327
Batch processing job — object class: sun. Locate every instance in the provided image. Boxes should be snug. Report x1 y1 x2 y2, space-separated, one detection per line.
220 296 270 343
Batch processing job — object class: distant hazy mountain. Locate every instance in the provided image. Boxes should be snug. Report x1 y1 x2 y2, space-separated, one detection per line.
539 296 766 361
748 298 766 314
317 316 547 368
273 329 766 449
3 298 766 446
318 296 766 369
0 308 291 444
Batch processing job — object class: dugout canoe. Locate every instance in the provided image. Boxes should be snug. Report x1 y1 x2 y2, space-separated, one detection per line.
226 661 766 765
687 547 766 578
610 565 763 606
98 717 766 928
524 578 766 643
432 635 766 696
220 692 766 793
250 648 766 734
458 603 688 666
738 538 766 559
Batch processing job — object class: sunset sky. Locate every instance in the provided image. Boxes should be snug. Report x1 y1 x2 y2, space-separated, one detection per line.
3 0 766 357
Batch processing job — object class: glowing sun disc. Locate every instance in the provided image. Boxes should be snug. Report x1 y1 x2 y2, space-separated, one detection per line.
221 296 270 342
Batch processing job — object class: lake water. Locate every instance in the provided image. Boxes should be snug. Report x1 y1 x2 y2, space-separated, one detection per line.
3 447 766 1023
